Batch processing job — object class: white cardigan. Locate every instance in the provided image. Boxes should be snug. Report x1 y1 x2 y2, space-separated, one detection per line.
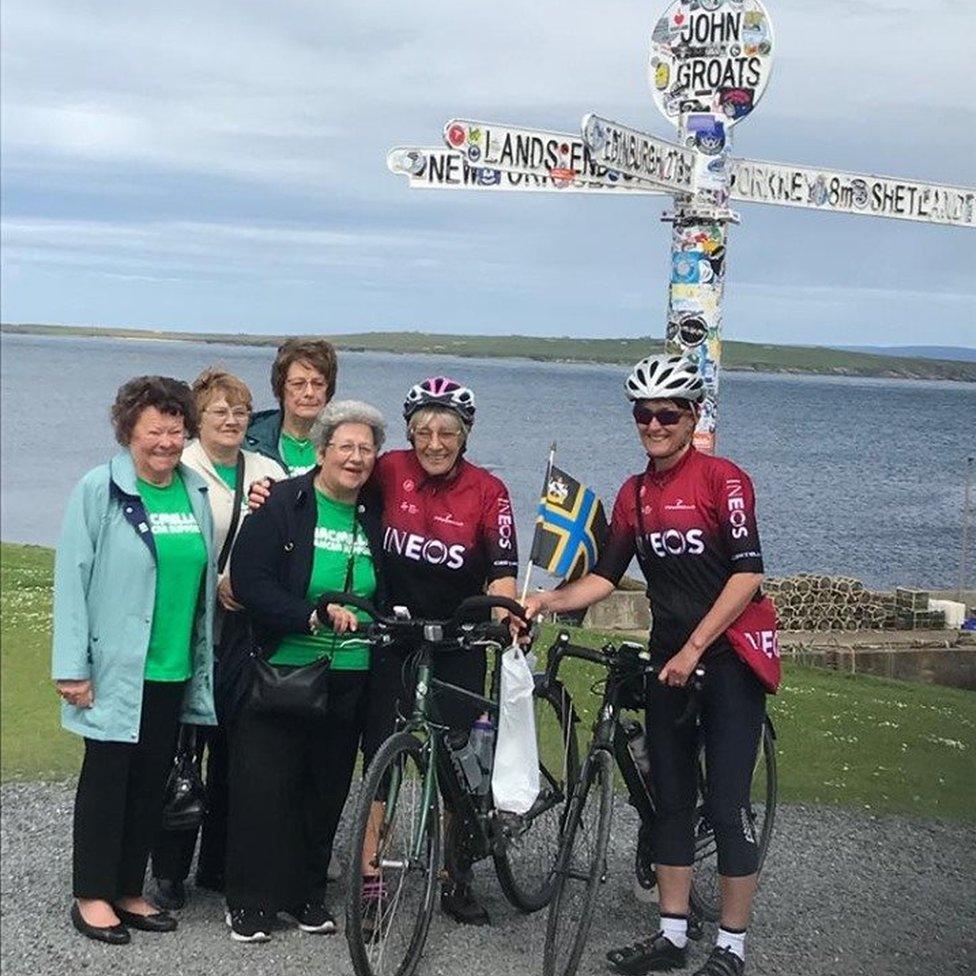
181 439 286 576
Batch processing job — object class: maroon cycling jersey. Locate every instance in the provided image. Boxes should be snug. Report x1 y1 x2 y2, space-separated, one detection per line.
374 450 519 620
593 447 763 658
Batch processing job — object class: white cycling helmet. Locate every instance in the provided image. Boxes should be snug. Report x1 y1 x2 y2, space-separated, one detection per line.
625 354 705 403
403 377 476 426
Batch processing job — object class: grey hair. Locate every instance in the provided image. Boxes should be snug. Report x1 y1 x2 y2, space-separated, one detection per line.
406 405 471 449
311 400 386 451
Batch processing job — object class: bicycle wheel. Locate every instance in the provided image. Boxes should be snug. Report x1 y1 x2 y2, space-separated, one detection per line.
690 717 778 922
494 679 580 912
542 748 614 976
346 732 441 976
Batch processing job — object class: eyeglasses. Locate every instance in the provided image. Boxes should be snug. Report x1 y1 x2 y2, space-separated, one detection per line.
413 428 462 445
204 407 251 421
632 405 688 427
327 442 376 460
285 378 327 392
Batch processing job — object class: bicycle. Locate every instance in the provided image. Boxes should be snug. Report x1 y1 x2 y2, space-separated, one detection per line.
323 592 581 976
540 631 777 976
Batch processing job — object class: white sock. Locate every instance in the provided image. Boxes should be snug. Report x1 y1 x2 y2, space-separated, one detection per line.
716 927 746 961
660 913 688 949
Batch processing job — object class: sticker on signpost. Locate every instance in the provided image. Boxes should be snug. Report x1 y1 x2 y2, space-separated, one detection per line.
649 0 774 128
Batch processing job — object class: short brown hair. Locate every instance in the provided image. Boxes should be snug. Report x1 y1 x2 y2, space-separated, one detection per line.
110 376 197 445
270 339 338 405
192 368 253 413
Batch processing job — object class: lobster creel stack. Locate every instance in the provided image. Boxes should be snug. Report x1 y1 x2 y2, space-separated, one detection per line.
764 574 903 631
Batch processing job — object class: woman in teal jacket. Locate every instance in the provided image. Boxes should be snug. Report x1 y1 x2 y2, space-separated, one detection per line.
52 376 217 946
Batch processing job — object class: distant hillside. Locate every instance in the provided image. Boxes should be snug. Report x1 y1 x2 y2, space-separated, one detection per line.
836 345 976 363
3 323 975 383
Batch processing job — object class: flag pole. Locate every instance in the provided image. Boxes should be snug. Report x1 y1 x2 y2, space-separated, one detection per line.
520 441 557 603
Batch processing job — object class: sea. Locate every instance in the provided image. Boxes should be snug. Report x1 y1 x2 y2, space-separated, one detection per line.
2 332 974 590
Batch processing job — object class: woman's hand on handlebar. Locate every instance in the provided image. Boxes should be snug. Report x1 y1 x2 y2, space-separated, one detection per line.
312 603 360 634
658 643 702 687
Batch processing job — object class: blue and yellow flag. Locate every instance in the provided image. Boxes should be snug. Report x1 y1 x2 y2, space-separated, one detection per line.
529 463 608 582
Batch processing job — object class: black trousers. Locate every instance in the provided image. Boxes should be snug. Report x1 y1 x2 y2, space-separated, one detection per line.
150 725 228 886
225 672 368 911
646 653 766 878
73 681 185 899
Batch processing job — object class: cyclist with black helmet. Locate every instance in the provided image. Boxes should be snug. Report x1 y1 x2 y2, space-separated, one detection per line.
523 354 767 976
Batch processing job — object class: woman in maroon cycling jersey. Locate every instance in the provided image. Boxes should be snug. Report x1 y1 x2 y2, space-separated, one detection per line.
362 377 519 928
523 355 766 976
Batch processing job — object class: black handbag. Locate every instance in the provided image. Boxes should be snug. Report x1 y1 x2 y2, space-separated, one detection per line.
161 726 207 832
245 514 360 724
248 654 332 723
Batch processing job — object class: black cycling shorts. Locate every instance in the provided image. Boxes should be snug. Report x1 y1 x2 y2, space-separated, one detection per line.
645 651 766 878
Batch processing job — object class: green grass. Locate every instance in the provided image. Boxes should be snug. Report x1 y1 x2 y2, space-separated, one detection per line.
3 543 974 821
4 323 974 382
536 624 976 822
1 543 80 779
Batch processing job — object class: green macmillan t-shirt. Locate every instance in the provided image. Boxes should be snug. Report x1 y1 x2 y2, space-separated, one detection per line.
279 433 317 476
271 490 376 671
137 475 208 681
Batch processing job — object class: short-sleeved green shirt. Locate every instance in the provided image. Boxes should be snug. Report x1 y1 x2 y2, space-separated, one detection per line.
279 433 317 476
137 475 208 681
270 490 376 670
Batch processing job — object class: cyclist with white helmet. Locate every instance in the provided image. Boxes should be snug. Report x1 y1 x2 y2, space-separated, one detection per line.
523 354 767 976
361 377 519 928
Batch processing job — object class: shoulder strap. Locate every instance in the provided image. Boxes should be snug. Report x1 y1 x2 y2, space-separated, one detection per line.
217 452 246 574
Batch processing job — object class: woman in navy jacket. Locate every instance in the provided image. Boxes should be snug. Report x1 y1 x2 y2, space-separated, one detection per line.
223 400 387 943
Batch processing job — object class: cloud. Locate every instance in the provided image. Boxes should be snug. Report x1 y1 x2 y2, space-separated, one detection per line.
1 0 974 344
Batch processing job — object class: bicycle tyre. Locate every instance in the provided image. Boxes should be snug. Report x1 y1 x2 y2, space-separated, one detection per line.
690 716 777 922
346 731 441 976
542 748 614 976
494 679 581 913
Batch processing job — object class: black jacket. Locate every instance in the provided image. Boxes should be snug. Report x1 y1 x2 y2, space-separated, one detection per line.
230 469 387 655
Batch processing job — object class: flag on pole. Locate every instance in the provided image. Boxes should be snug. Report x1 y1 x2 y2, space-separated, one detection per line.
529 454 608 582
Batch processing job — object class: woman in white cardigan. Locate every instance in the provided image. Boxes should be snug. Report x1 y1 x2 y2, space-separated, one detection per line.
151 369 285 910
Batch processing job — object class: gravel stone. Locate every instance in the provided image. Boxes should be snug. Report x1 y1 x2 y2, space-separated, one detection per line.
2 781 974 975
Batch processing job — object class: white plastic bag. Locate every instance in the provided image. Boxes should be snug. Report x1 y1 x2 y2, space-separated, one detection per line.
491 644 540 814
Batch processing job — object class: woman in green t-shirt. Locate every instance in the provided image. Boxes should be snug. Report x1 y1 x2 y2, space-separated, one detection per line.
52 376 217 945
226 400 388 943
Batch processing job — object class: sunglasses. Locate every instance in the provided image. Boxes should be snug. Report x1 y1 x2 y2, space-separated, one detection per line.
632 404 689 427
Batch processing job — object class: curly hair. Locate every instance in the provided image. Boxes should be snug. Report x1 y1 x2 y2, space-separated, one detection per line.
191 368 253 413
310 400 386 452
270 338 338 405
110 376 198 446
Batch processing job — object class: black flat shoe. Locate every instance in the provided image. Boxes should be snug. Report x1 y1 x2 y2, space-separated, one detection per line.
113 906 178 932
70 903 131 945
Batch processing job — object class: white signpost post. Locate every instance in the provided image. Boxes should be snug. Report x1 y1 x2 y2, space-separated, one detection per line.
388 0 975 453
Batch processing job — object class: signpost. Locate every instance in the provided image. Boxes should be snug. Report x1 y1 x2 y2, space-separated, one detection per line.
389 0 974 453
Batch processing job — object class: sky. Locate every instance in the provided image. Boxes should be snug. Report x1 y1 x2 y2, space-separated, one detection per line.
1 0 974 347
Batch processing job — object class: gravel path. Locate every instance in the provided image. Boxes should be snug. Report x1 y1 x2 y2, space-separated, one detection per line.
2 781 974 976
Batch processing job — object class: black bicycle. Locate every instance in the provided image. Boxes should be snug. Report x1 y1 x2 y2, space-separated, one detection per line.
323 593 580 976
540 631 777 976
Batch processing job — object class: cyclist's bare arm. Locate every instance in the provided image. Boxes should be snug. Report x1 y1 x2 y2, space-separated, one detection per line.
522 574 615 621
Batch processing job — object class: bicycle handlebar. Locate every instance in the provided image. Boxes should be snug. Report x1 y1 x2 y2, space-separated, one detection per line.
545 633 705 726
314 591 528 641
